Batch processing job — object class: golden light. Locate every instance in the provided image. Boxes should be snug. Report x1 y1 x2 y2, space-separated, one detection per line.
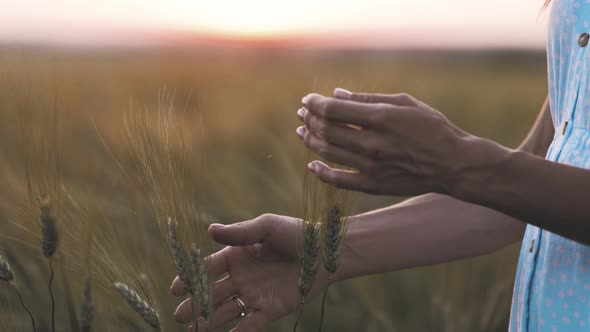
2 0 547 48
152 0 381 39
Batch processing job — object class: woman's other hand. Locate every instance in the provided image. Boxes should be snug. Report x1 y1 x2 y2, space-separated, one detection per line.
170 214 328 332
297 88 504 196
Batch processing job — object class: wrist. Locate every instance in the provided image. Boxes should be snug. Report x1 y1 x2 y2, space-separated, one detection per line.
329 212 392 282
443 135 516 201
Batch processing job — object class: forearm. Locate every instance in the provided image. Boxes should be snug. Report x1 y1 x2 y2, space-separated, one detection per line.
334 193 524 282
451 137 590 245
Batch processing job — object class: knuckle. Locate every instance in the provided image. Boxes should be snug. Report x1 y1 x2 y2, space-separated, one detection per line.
316 142 331 158
303 132 314 148
315 119 330 136
353 93 370 103
258 214 279 232
399 93 415 105
258 213 275 223
370 103 392 123
317 98 331 117
319 169 336 183
303 109 313 126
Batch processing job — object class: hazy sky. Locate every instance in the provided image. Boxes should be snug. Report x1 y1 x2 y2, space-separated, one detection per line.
1 0 550 48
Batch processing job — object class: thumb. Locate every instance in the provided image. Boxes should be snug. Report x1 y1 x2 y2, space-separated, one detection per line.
333 88 416 106
208 216 272 246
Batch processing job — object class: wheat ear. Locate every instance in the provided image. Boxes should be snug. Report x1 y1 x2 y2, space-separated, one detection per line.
167 218 194 295
114 282 161 330
0 252 37 332
79 277 94 332
0 254 14 283
293 219 320 332
322 204 344 276
190 244 211 331
318 204 345 332
39 195 59 332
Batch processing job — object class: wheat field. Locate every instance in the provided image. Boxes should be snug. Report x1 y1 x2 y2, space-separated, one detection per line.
0 47 548 331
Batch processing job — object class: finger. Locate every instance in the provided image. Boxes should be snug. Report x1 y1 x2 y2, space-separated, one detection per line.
175 276 239 324
174 297 196 323
209 216 274 247
230 312 268 332
303 111 372 153
211 276 236 307
308 161 371 192
206 247 230 279
302 93 381 127
170 275 186 297
334 88 417 107
297 127 373 172
207 298 245 330
171 247 231 296
297 107 305 122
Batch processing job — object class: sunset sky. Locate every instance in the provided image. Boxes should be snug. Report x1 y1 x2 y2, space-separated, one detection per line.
1 0 549 49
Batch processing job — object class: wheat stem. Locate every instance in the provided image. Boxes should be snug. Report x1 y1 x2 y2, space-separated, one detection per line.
11 282 37 332
292 304 305 332
317 286 330 332
48 257 56 332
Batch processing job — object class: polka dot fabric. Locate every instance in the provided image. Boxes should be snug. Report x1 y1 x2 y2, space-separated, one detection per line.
509 1 590 331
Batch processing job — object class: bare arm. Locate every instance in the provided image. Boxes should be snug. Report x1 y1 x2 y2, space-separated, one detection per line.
451 104 590 244
301 89 590 245
332 96 553 281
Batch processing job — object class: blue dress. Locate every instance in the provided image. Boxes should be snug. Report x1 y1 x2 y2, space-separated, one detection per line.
509 0 590 331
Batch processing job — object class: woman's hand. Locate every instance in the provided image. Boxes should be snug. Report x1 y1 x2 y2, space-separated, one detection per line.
170 214 328 332
297 88 499 196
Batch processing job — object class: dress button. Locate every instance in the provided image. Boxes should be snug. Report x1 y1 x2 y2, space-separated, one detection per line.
579 33 589 47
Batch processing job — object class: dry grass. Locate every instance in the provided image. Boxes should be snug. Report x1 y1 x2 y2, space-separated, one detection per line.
0 47 547 331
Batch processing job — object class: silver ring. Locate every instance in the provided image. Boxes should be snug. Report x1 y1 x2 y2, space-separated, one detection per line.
232 296 247 317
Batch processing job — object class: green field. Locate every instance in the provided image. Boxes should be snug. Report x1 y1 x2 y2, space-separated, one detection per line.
0 47 548 331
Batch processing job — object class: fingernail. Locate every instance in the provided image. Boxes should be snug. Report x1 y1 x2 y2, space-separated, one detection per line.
296 126 307 139
334 88 352 100
297 107 305 118
307 162 316 173
296 126 306 138
210 223 224 229
301 94 311 105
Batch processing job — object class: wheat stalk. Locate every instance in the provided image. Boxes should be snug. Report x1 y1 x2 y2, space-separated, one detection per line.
318 203 347 332
0 254 13 283
0 251 37 332
293 218 320 332
79 277 94 332
113 282 161 330
39 194 59 332
40 195 59 258
322 204 344 276
167 218 194 295
190 243 211 331
298 219 320 302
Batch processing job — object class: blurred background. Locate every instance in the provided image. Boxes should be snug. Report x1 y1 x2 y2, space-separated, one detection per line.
0 1 549 331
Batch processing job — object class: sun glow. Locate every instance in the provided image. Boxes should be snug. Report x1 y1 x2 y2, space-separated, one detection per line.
157 0 376 39
1 0 547 48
